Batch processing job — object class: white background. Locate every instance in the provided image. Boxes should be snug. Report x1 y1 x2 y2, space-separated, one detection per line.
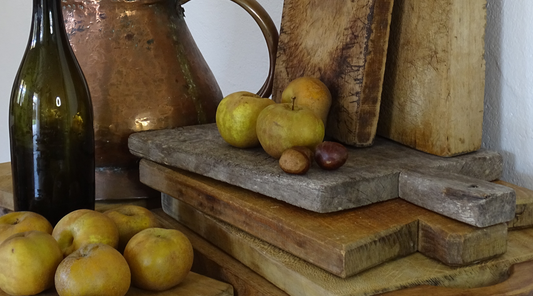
0 1 532 190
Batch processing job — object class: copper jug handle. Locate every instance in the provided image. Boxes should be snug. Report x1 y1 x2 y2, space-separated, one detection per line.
179 0 279 98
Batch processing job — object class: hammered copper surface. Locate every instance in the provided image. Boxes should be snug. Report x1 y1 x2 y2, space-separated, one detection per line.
61 0 278 200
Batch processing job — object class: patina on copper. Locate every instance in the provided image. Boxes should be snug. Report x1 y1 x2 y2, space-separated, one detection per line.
62 0 278 200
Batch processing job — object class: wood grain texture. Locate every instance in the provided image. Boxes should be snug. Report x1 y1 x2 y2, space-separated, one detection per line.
145 160 507 278
153 209 289 296
162 197 533 296
0 272 233 296
378 0 487 157
273 0 394 146
128 124 503 214
378 260 533 296
399 168 516 227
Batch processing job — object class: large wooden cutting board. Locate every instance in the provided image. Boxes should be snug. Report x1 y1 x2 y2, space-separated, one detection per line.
128 124 514 228
165 197 533 296
378 0 487 157
272 0 394 146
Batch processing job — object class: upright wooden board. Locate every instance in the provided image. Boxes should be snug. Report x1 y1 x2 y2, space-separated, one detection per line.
166 197 533 296
128 124 506 216
378 0 487 156
272 0 394 146
145 160 509 278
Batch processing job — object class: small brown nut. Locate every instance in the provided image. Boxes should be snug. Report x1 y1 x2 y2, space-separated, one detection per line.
315 141 348 170
279 147 311 175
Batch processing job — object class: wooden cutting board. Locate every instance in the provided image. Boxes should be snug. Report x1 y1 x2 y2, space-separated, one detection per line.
165 197 533 296
0 272 232 296
128 124 514 228
154 210 288 296
272 0 394 147
377 0 487 157
143 160 533 277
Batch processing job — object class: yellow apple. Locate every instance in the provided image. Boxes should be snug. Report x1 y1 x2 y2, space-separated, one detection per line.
52 209 119 257
216 91 275 148
256 102 325 159
124 228 194 291
0 211 53 244
104 205 161 252
281 77 332 127
55 243 131 296
0 231 63 296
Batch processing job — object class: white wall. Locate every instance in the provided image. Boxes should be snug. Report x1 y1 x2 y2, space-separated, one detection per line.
0 1 532 190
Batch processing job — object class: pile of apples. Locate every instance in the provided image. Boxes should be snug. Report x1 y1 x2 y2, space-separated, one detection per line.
216 76 348 174
0 206 194 296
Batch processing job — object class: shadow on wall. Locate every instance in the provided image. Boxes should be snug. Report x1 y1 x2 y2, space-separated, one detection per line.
482 1 513 180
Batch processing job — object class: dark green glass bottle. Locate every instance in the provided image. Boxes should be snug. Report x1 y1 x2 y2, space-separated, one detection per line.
9 0 95 225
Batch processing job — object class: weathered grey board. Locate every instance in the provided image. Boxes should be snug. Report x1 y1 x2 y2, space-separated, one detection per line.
400 169 516 227
128 123 505 217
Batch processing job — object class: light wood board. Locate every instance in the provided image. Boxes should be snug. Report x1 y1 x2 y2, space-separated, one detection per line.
378 0 487 157
0 272 233 296
379 260 533 295
128 124 506 218
165 197 533 296
145 160 510 278
272 0 394 146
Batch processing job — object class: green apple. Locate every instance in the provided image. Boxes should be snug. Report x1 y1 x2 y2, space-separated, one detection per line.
216 91 275 148
256 101 325 159
281 77 332 128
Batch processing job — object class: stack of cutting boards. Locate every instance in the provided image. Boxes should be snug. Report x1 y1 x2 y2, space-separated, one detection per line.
127 123 533 295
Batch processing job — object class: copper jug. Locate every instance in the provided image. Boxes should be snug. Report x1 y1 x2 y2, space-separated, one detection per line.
62 0 278 200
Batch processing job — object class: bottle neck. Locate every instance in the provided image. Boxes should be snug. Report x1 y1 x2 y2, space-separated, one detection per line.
30 0 66 45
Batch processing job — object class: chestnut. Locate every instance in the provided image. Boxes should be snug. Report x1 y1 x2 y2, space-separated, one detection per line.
314 141 348 170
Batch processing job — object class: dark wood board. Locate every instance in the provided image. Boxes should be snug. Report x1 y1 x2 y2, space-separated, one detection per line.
272 0 394 147
165 197 533 296
128 124 513 227
143 160 509 278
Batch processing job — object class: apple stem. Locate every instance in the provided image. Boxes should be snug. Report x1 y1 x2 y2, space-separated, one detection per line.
291 97 296 111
